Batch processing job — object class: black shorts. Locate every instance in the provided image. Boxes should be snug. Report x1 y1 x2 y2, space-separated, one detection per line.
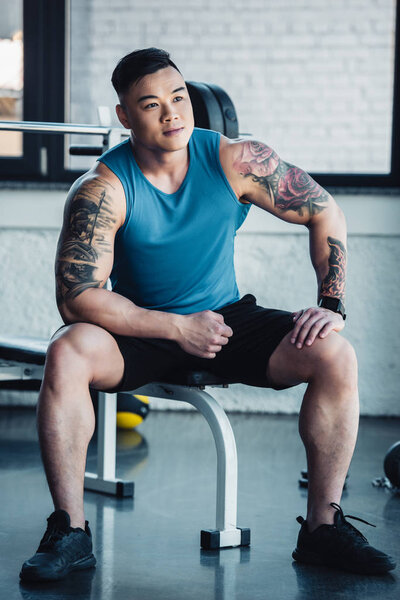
101 293 295 393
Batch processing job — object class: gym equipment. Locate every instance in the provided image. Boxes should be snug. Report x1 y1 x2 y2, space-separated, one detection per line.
116 393 150 429
298 469 349 489
0 120 129 160
371 441 400 492
384 441 400 488
207 83 240 139
186 81 239 138
0 333 250 549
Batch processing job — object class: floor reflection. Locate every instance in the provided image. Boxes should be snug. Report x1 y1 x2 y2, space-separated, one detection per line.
200 547 251 600
19 568 95 600
292 561 397 600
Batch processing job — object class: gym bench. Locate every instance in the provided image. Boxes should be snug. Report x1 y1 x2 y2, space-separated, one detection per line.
0 334 250 549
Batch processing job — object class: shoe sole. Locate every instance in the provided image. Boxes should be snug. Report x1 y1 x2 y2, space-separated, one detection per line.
19 553 96 582
292 548 396 575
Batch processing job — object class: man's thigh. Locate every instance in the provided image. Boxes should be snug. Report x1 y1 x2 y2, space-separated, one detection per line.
50 322 211 394
97 332 197 393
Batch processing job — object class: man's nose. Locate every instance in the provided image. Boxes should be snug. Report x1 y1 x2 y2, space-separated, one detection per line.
162 106 179 122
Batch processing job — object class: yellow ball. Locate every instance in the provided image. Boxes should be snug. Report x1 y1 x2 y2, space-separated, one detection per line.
116 394 150 430
117 412 143 429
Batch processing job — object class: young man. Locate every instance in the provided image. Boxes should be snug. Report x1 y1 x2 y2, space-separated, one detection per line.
20 48 395 581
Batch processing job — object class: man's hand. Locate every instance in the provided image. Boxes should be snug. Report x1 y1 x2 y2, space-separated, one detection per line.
174 311 233 358
291 307 345 349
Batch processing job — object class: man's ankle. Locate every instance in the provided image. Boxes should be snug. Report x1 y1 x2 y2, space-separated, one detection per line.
306 512 335 533
70 521 86 530
55 507 85 530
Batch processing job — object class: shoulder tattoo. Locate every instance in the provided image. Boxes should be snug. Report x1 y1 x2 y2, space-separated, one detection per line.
55 178 117 304
233 141 330 217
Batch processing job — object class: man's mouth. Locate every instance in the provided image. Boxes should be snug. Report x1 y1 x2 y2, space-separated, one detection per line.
163 127 184 137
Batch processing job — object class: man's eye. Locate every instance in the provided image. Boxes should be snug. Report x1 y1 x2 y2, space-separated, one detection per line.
174 96 183 102
144 102 158 109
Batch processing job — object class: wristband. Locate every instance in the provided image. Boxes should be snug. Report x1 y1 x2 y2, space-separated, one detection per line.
318 296 346 320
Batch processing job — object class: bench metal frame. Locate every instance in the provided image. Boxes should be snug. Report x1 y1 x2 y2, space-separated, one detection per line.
0 343 249 549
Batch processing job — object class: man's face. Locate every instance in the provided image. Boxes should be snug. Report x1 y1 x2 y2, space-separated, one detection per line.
116 66 194 152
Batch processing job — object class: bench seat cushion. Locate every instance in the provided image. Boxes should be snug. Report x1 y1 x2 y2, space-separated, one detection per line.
0 335 49 365
0 335 234 387
162 369 235 387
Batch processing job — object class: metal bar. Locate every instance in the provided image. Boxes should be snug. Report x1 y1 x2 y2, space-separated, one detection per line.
187 389 238 533
84 472 133 497
390 0 400 181
133 382 238 532
0 362 44 381
69 145 104 156
86 390 134 497
0 364 27 381
0 120 128 137
97 391 117 480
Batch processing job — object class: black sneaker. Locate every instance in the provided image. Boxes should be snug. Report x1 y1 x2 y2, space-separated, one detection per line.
292 502 396 575
20 509 96 582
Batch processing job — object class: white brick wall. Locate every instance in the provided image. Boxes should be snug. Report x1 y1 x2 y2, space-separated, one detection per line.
69 0 396 174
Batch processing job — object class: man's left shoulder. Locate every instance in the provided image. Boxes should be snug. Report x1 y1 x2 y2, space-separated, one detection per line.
218 136 252 205
218 134 245 161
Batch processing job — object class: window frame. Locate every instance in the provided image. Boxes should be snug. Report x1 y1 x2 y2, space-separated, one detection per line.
315 0 399 188
0 0 44 178
0 0 399 187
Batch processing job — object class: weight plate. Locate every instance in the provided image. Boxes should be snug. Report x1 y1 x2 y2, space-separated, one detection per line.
384 441 400 487
205 83 239 138
186 81 225 134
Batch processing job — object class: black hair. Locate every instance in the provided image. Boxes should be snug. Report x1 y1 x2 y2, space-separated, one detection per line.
111 47 182 98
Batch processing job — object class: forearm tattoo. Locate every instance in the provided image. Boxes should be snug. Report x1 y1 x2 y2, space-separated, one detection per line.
234 141 329 217
55 178 117 304
320 237 347 300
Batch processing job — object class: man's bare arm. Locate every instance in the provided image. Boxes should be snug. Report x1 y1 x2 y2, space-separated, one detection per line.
221 138 347 346
231 139 331 221
55 169 180 340
55 175 117 305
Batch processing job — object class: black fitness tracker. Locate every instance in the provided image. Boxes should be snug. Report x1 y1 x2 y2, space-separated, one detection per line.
318 296 347 321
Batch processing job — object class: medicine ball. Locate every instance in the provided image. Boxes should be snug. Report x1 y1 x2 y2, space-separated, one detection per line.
384 441 400 488
117 393 150 430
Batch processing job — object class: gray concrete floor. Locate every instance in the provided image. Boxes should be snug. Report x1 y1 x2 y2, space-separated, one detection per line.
0 406 399 600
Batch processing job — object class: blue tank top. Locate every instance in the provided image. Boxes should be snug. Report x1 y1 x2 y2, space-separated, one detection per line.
98 127 251 314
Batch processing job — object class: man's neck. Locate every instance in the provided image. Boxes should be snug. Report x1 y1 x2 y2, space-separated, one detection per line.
130 136 189 178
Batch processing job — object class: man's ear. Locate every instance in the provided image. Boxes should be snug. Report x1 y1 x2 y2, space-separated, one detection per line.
115 104 130 129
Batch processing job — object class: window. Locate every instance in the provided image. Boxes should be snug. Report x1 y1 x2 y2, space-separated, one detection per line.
0 0 399 186
0 4 23 158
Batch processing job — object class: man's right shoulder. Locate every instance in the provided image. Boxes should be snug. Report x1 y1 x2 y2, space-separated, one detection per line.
66 162 126 230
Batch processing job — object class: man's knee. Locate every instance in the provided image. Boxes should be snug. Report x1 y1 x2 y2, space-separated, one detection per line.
310 333 358 390
268 330 357 389
46 322 125 391
46 323 108 376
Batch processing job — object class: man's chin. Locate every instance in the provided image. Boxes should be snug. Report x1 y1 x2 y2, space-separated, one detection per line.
161 128 192 150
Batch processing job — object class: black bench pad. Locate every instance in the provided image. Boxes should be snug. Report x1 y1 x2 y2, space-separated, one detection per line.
161 369 236 387
0 335 235 387
0 335 49 365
